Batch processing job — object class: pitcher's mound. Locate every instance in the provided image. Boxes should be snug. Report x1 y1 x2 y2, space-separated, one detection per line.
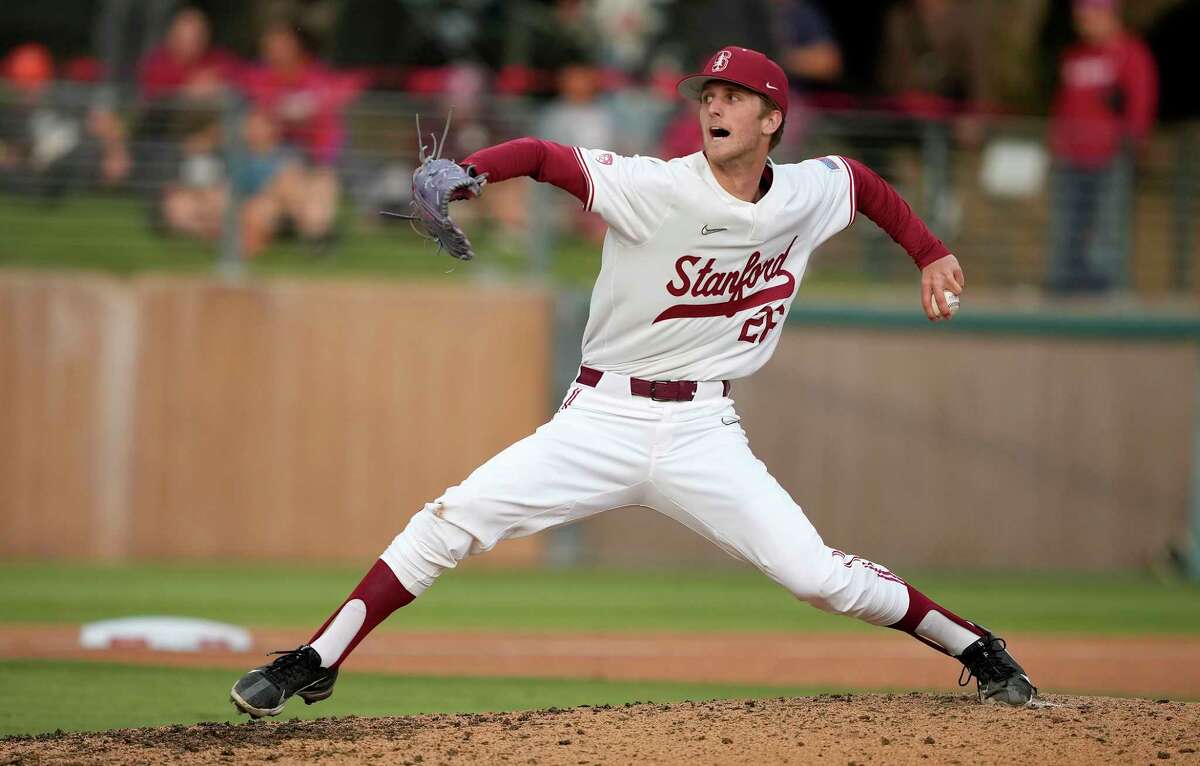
3 693 1197 765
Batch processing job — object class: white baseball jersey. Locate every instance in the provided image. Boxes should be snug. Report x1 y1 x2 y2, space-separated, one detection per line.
571 149 855 381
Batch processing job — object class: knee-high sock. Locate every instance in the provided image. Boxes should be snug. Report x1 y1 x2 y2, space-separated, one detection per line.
308 559 414 669
888 582 985 657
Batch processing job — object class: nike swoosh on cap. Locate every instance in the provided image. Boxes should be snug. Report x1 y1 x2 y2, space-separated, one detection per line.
765 82 779 90
701 224 728 235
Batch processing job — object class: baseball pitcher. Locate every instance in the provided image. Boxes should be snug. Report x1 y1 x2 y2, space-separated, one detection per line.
231 46 1035 718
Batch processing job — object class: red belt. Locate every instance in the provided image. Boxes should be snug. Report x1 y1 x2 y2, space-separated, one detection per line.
576 365 730 402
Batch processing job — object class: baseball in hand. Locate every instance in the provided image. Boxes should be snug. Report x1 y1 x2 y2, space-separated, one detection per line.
931 290 960 318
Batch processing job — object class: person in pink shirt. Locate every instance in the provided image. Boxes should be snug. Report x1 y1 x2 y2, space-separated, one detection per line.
234 20 362 254
1047 0 1158 293
239 20 360 168
136 7 240 240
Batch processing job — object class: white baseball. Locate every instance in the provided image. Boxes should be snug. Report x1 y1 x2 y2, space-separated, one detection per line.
931 290 960 317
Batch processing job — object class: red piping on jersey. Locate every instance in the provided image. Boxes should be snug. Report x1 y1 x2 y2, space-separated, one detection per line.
572 147 596 211
843 157 950 269
462 138 589 206
833 155 857 227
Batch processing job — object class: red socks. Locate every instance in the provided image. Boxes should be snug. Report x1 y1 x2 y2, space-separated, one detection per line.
308 559 415 669
888 583 986 657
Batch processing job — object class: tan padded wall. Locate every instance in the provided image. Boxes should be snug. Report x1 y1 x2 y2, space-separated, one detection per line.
1 272 1192 569
0 273 137 559
0 273 552 564
578 328 1194 571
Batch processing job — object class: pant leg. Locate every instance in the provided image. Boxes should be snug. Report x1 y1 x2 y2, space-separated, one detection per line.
646 399 909 626
1049 164 1098 291
1090 152 1134 291
382 388 652 595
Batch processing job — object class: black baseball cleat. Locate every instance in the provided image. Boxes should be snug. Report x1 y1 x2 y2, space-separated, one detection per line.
230 645 338 719
957 632 1037 706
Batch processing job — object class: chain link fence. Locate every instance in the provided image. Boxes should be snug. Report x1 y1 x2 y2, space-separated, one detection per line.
2 81 1198 295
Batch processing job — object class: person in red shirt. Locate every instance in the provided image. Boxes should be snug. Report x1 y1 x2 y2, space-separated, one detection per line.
138 7 239 104
136 7 240 240
1047 0 1158 293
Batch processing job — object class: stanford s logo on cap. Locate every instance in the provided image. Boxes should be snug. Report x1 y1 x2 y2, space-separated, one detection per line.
677 46 791 119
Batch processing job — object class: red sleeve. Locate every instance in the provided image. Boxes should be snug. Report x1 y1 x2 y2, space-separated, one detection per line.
843 157 952 269
462 138 589 205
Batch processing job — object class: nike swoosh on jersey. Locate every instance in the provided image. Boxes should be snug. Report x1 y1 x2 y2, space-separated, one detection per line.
721 416 741 425
700 224 728 236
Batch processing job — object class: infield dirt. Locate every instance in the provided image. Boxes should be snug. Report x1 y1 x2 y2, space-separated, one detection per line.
5 627 1200 697
3 694 1198 766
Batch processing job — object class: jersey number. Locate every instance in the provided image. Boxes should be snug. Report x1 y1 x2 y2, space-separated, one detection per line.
738 305 785 344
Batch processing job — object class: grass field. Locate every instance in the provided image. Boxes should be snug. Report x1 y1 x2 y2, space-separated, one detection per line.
2 563 1199 634
0 194 900 297
2 564 1199 735
0 195 601 285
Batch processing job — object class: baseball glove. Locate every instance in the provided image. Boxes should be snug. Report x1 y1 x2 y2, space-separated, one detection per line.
381 114 486 261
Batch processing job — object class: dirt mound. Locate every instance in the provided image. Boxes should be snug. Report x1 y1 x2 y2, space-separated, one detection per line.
3 694 1197 765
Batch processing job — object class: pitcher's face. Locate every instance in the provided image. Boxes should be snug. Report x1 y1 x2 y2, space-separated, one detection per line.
698 82 779 165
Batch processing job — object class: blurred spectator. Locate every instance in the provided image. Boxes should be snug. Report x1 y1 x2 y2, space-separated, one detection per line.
1047 0 1157 294
236 18 363 254
134 5 239 220
86 102 133 185
769 0 843 153
138 6 238 104
657 101 702 160
538 63 616 151
0 43 89 198
239 18 361 167
774 0 842 95
160 110 226 239
88 0 180 186
536 59 616 241
588 0 667 73
237 108 337 256
878 0 989 139
3 42 54 93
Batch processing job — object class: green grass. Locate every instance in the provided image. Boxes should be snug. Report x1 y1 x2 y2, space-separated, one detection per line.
0 660 820 736
0 193 913 301
0 194 603 286
1 563 1198 635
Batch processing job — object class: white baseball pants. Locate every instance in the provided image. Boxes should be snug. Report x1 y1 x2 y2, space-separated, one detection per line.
382 369 910 626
